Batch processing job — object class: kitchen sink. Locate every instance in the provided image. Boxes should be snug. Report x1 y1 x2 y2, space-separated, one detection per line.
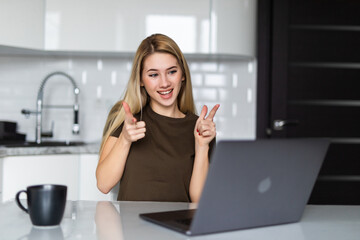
2 141 86 148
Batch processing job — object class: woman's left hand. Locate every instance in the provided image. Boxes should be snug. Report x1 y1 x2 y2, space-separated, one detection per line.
194 104 220 147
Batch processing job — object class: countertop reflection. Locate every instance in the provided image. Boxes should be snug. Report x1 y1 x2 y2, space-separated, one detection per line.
17 226 64 240
95 201 124 240
1 200 359 240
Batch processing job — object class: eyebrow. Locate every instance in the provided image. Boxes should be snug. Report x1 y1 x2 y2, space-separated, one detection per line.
146 66 178 72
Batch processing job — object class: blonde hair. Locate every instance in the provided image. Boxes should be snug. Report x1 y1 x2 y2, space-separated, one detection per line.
99 33 196 154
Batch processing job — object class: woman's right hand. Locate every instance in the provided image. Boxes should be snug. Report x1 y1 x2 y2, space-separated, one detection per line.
96 101 144 194
121 101 146 143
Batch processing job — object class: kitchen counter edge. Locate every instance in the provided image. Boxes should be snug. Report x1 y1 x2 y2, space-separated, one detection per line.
0 142 100 157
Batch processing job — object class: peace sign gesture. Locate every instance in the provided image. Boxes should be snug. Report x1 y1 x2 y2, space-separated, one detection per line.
121 101 146 143
194 104 220 147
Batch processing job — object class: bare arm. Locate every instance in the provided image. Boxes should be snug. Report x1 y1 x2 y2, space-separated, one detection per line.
96 102 146 194
189 104 220 202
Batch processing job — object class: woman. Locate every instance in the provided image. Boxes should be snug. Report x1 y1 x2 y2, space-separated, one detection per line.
96 34 219 203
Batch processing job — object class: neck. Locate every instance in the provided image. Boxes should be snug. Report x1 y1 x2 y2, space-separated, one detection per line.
149 102 185 118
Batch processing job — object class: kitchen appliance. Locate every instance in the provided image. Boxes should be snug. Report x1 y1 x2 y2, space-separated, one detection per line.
0 121 26 144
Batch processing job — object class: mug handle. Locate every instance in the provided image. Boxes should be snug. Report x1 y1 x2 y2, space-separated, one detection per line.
15 190 28 213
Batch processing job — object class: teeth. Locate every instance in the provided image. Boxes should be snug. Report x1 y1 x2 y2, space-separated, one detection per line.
159 89 172 95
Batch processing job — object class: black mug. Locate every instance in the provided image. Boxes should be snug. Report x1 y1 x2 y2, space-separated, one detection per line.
15 184 67 226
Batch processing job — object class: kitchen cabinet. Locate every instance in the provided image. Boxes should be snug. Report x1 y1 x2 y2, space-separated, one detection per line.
211 0 257 56
0 154 79 203
79 154 117 201
0 0 44 49
44 0 256 55
45 0 210 53
0 0 256 56
0 153 116 203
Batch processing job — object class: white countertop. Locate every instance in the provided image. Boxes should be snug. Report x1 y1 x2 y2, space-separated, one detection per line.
0 200 359 240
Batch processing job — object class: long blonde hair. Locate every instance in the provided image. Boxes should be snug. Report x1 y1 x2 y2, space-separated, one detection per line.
99 34 196 154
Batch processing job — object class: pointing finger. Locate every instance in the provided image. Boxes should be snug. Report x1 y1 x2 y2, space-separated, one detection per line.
206 104 220 121
122 101 136 124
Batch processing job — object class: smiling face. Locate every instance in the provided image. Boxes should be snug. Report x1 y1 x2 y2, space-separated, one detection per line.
141 52 185 117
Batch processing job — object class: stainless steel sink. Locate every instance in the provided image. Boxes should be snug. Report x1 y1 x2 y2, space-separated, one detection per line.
2 141 86 148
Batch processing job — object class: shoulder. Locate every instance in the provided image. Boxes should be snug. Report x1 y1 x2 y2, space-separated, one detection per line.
185 111 199 121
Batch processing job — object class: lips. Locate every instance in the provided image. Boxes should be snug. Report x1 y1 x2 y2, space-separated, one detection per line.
158 89 173 95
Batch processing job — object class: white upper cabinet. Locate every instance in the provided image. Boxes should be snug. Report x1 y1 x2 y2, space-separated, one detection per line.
45 0 211 53
0 0 45 49
0 0 256 56
45 0 256 56
210 0 257 56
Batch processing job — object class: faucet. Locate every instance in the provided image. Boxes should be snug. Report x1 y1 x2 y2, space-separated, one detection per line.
21 71 80 144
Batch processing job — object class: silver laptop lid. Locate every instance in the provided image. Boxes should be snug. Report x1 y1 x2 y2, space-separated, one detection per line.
189 139 329 235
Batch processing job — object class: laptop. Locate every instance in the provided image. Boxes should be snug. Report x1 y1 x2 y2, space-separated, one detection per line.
139 139 330 236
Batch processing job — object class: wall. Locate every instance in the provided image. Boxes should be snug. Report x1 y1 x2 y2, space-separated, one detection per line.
0 54 256 144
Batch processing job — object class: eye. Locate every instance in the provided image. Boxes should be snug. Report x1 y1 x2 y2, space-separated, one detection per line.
149 73 158 78
169 70 177 75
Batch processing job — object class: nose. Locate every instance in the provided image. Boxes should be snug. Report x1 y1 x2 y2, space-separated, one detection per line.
159 74 171 88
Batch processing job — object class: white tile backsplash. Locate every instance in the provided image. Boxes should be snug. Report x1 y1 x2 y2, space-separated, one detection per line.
0 54 256 143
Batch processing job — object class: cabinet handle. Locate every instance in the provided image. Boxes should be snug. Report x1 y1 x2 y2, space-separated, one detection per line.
273 119 299 131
